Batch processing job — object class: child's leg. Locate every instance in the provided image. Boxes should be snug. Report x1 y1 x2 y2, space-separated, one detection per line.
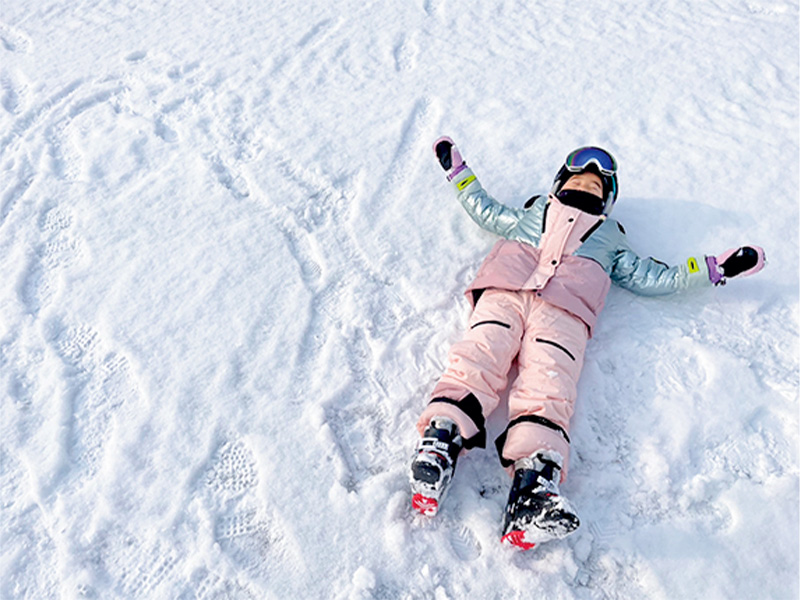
496 297 589 481
417 289 524 450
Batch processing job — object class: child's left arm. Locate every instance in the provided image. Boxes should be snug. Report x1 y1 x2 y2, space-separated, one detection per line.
611 234 765 296
706 247 766 285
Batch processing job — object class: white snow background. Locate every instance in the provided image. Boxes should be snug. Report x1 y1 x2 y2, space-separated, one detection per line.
0 0 798 598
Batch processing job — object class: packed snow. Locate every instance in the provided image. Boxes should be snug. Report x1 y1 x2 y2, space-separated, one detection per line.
1 0 798 598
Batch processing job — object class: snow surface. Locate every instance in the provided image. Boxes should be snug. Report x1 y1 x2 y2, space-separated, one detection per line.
1 0 798 598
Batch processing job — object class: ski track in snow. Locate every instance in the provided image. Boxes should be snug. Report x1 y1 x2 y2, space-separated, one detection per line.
0 0 797 598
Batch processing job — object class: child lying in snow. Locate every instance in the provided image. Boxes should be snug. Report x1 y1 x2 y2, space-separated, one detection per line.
410 140 765 550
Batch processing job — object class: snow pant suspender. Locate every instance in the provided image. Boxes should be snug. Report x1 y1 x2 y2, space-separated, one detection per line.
494 415 570 468
428 394 487 449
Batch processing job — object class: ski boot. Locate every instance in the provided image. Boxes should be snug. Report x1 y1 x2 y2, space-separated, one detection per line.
501 450 580 551
410 417 463 516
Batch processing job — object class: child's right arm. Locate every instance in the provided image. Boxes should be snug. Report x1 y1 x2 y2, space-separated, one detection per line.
433 137 528 239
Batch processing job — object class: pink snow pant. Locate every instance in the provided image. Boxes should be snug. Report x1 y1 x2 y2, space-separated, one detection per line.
416 289 589 482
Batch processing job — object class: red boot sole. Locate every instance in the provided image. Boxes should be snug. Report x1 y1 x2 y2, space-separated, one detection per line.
501 530 536 551
411 493 439 516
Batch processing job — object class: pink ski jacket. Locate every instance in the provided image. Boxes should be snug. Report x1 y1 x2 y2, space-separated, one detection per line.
450 168 712 335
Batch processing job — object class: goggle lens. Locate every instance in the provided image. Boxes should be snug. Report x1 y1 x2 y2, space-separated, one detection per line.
565 147 617 176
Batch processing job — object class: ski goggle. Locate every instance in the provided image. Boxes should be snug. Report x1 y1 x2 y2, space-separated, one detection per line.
564 146 617 176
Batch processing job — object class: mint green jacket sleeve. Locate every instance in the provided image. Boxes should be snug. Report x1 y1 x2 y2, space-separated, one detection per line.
609 229 713 295
450 168 528 239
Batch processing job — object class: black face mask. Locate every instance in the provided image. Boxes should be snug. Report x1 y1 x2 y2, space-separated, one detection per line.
556 189 605 215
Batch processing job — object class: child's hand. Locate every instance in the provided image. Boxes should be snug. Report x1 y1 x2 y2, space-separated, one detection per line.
433 136 467 182
707 246 766 285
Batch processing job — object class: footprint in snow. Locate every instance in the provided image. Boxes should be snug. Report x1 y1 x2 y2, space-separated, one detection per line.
1 67 29 115
84 525 182 598
51 322 143 481
203 439 297 581
39 204 74 233
0 21 33 54
21 205 88 315
125 50 147 63
180 567 259 600
53 322 101 372
393 33 419 72
205 439 259 496
449 523 482 561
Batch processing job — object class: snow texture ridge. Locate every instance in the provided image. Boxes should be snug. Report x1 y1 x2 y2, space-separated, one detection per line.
0 0 797 598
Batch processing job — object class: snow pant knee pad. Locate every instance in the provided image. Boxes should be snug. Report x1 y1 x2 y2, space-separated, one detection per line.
496 416 572 482
417 394 487 450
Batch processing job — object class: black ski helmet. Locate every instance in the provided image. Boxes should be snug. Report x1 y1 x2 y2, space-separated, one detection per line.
551 146 619 215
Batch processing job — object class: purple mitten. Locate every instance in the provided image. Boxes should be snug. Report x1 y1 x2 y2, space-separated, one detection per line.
706 246 765 285
433 136 467 181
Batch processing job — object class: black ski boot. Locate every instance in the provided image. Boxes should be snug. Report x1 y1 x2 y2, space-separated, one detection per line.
410 417 463 516
501 451 580 550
